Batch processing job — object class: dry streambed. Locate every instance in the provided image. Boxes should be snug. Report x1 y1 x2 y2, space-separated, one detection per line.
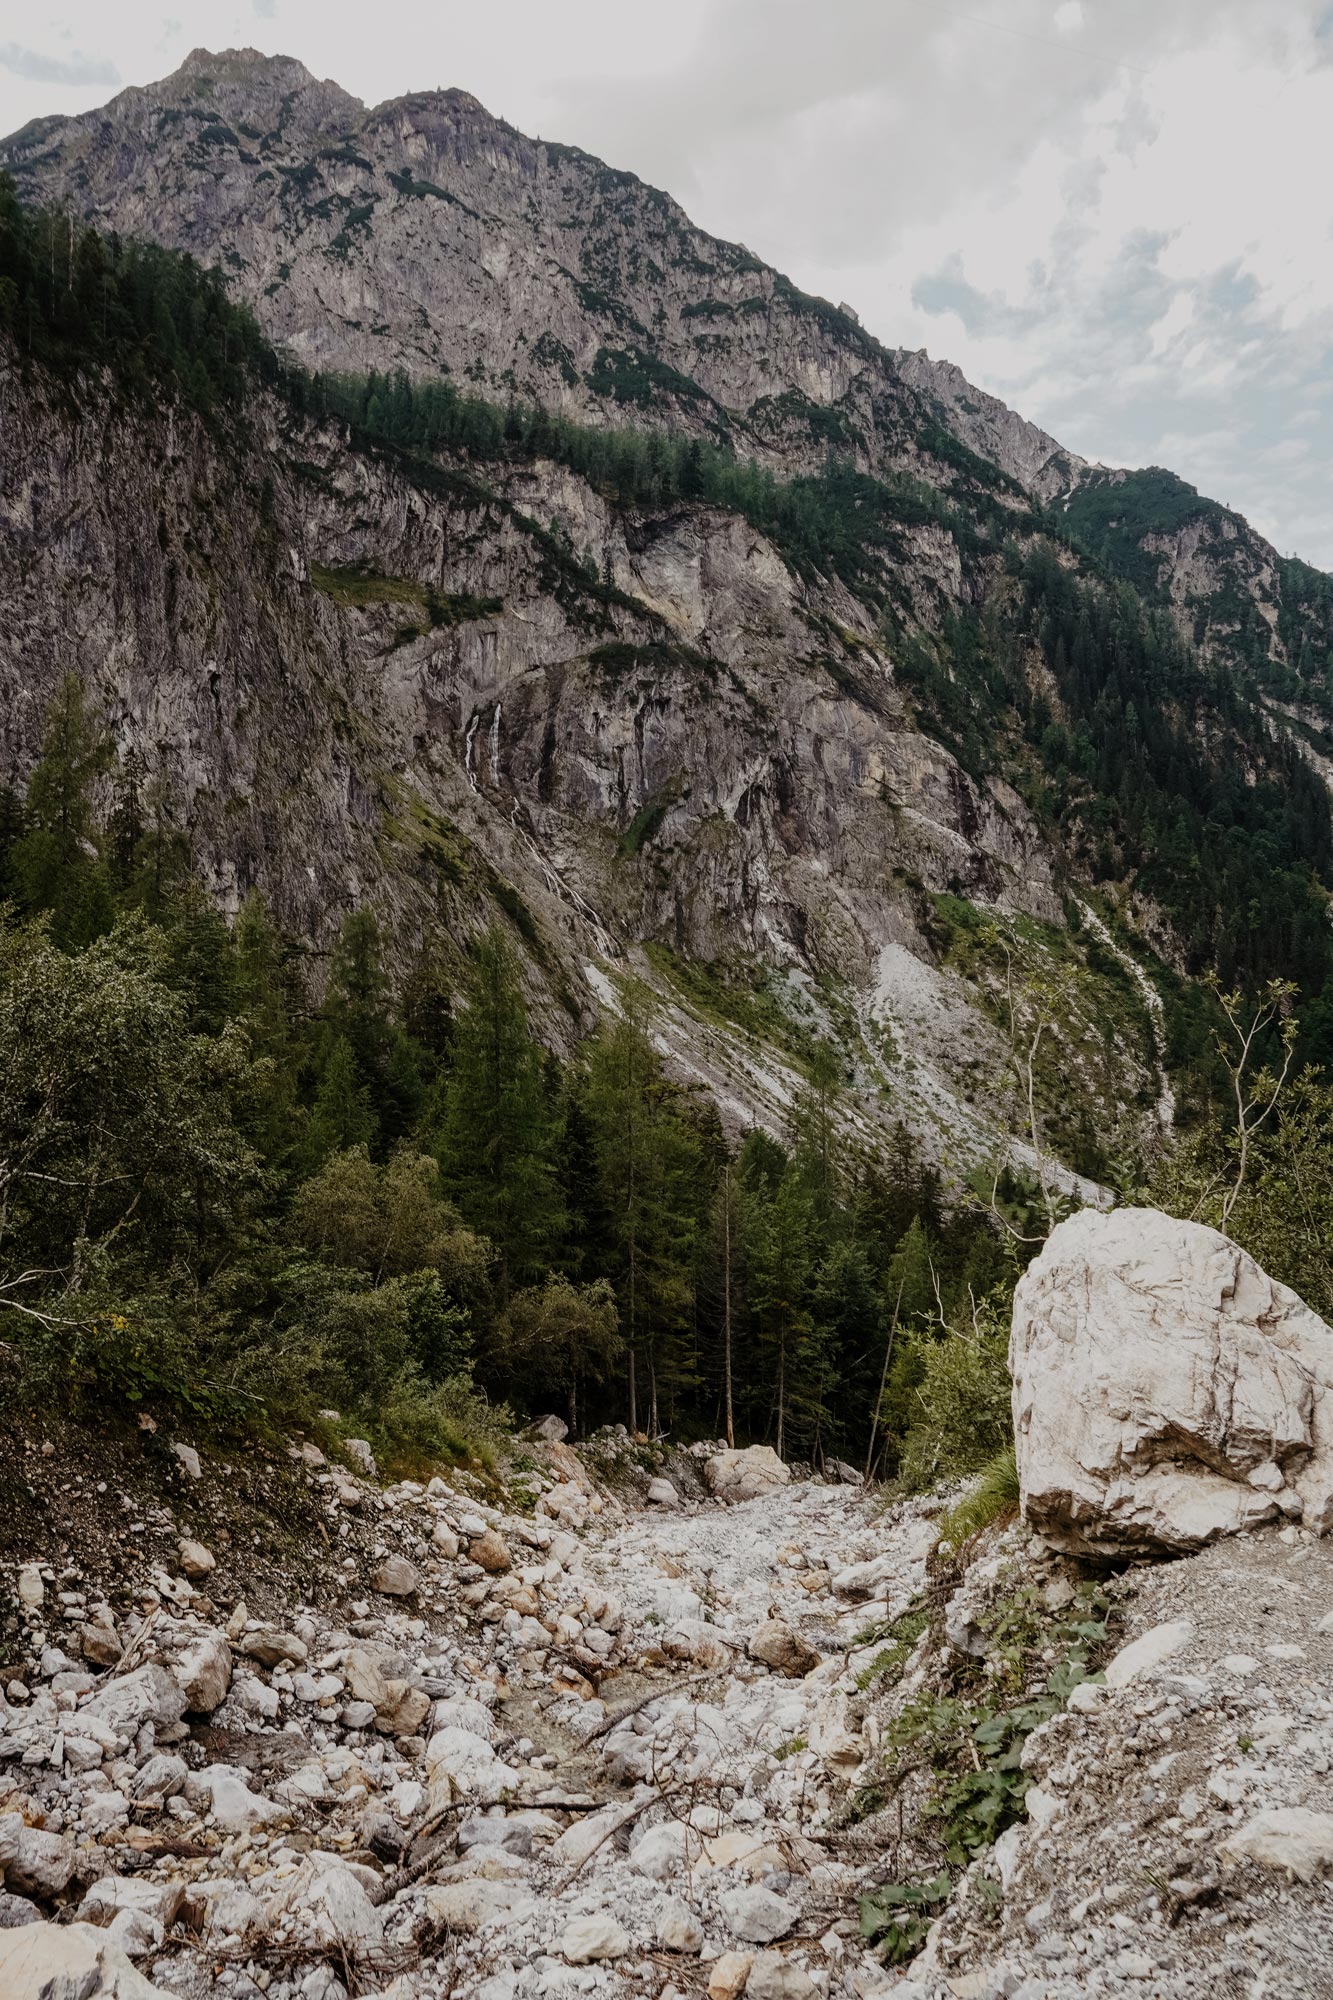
0 1437 939 2000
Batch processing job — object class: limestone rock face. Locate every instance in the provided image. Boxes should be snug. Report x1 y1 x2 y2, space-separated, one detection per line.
1011 1206 1333 1555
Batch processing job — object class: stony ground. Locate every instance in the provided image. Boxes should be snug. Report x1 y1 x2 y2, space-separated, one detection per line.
4 1426 1333 2000
0 1428 937 2000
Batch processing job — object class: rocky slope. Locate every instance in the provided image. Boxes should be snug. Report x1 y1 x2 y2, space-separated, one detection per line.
9 47 1332 697
0 332 1164 1175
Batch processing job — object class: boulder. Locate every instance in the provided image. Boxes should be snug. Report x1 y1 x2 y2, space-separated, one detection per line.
0 1921 166 1997
0 1815 78 1897
705 1446 791 1505
747 1621 820 1678
172 1631 232 1714
530 1414 569 1443
1011 1207 1333 1555
79 1666 187 1739
370 1555 419 1597
646 1477 681 1508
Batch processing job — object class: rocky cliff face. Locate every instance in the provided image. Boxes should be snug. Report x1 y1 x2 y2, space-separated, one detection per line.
6 336 1157 1173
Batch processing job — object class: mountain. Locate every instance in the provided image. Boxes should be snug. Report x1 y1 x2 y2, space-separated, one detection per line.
4 48 1333 1185
10 45 1333 711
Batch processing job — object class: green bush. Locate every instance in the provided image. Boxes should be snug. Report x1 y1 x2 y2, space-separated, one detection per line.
897 1293 1013 1492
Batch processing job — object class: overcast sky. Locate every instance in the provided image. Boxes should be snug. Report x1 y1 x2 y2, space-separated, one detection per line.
5 2 1333 564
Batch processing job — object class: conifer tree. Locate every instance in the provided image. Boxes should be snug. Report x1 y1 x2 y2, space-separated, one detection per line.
435 928 563 1296
306 1035 377 1167
10 674 114 946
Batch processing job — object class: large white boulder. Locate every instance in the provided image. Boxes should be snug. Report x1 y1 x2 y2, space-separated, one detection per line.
1011 1206 1333 1555
704 1446 790 1505
0 1921 166 1997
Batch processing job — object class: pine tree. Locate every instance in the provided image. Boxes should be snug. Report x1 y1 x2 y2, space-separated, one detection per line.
10 674 114 946
434 928 564 1295
582 990 702 1435
305 1035 377 1167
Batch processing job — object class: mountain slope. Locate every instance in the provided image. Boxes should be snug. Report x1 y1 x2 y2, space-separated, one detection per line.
5 52 1333 1184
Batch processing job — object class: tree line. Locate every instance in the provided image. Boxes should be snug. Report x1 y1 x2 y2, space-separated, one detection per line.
0 678 1018 1480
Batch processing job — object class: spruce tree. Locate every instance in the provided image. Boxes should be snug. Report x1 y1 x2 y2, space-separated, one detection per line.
434 928 563 1295
305 1035 377 1167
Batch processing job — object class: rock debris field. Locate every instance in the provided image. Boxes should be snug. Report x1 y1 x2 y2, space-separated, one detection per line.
6 1411 1333 2000
0 1436 938 2000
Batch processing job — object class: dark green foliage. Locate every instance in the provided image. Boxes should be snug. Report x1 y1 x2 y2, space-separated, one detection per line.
433 928 565 1295
0 173 278 413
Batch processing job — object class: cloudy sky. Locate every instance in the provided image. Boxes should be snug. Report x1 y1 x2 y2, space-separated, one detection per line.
5 2 1333 563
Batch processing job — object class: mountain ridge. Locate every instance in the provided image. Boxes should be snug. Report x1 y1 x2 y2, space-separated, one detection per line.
5 51 1333 1187
7 47 1331 709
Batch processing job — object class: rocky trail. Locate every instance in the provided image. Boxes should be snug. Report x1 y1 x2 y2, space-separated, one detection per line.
9 1207 1333 2000
0 1432 940 2000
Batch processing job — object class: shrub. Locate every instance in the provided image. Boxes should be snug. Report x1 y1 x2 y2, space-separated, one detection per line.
897 1293 1013 1492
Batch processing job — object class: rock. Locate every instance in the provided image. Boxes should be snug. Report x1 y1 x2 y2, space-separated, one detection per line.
172 1443 201 1480
431 1522 460 1557
172 1630 232 1714
16 1566 43 1611
747 1620 820 1677
657 1898 704 1952
705 1446 791 1505
345 1438 377 1476
80 1876 185 1931
559 1911 629 1961
370 1555 419 1596
469 1530 512 1574
0 1921 167 1997
1104 1619 1195 1688
646 1477 681 1508
422 1881 537 1932
176 1538 215 1580
0 1892 40 1927
721 1885 796 1944
184 1765 286 1831
0 1815 78 1897
238 1627 307 1667
1221 1806 1333 1880
709 1952 756 2000
747 1953 819 1999
79 1615 123 1667
1010 1207 1333 1554
80 1665 187 1737
131 1754 187 1803
530 1414 569 1442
